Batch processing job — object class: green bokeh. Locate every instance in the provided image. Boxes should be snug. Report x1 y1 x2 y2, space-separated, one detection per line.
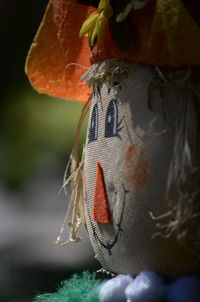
0 85 88 188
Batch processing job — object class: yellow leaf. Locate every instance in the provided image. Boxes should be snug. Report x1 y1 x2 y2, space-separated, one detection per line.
96 13 107 43
79 0 113 46
79 11 99 37
99 0 113 18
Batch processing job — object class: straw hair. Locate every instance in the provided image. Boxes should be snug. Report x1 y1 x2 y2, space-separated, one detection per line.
56 98 91 245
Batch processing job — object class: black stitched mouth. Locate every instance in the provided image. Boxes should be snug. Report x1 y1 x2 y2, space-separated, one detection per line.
86 184 129 255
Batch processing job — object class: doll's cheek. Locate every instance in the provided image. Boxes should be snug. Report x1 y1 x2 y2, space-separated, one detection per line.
124 145 149 191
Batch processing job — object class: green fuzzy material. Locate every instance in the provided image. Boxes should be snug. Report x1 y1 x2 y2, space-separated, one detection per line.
33 272 103 302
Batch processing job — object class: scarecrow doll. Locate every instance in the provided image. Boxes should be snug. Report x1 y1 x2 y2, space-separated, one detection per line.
26 0 200 301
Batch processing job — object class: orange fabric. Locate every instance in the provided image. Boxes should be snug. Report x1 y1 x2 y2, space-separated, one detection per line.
92 0 200 68
125 145 149 191
92 162 112 224
25 0 94 103
26 0 200 103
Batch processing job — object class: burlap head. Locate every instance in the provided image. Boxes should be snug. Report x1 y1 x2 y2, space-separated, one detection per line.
83 60 200 277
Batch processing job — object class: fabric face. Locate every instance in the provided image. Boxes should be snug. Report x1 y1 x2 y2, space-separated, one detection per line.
83 64 200 276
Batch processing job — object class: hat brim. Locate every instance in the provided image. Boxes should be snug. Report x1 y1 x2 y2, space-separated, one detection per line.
25 0 94 103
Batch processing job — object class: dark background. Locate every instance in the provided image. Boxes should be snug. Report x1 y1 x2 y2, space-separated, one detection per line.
0 1 98 301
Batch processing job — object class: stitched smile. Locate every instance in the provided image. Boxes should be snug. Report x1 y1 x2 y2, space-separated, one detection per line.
87 184 129 255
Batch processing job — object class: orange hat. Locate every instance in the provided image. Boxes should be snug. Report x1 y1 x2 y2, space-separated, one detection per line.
25 0 94 103
26 0 200 103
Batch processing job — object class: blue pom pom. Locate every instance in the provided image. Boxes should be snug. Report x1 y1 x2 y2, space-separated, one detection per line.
167 275 200 302
125 271 166 302
99 274 133 302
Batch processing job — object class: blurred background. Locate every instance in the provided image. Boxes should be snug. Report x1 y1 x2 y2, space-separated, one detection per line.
0 1 98 301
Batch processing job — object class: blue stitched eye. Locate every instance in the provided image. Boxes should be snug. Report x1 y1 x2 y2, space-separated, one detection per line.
88 104 99 143
105 99 122 139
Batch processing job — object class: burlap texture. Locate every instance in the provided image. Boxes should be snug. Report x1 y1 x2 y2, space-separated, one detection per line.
83 61 200 277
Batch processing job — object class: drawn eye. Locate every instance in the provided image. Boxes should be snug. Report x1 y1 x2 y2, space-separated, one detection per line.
105 99 123 139
88 104 99 143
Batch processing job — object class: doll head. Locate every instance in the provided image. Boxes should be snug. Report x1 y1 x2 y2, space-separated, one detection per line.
83 60 200 277
25 0 200 279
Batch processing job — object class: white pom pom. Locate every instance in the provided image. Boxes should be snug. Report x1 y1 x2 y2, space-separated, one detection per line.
167 275 200 302
125 271 166 302
99 274 133 302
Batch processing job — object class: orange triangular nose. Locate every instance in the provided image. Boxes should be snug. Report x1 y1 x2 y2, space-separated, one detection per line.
92 162 112 224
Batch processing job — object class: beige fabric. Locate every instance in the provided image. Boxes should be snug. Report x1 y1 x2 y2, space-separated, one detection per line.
83 60 200 276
